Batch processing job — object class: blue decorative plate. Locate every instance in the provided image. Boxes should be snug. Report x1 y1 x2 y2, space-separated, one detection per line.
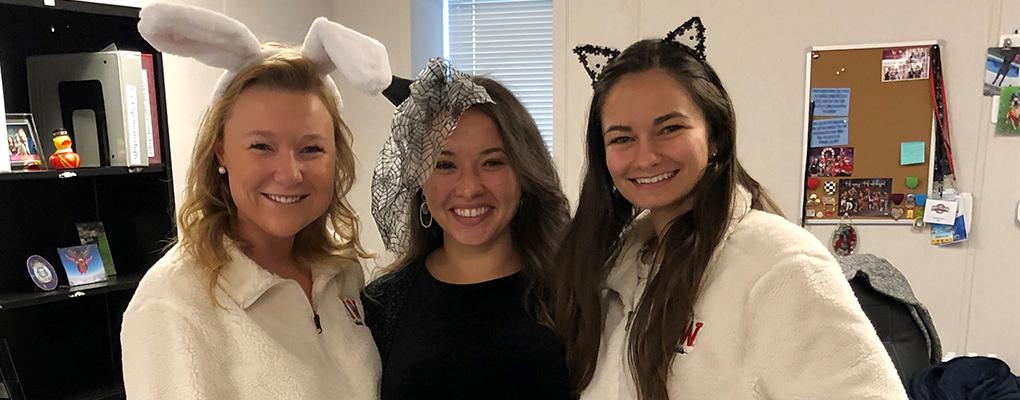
26 255 58 291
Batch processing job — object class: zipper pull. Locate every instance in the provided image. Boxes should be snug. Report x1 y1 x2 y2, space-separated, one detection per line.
314 313 322 334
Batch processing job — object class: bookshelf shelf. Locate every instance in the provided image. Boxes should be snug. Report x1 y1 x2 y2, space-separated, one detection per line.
0 273 144 311
0 166 165 182
61 383 126 400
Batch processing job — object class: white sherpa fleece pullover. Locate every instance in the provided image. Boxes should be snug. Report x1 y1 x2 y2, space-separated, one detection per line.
121 243 380 399
582 189 908 400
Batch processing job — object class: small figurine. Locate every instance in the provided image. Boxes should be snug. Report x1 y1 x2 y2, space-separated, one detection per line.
49 128 81 169
832 215 858 257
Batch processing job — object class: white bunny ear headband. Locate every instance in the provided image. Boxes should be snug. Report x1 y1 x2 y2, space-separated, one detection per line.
137 3 392 110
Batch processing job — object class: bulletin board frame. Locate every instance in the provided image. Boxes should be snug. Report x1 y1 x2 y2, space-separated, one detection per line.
800 40 938 226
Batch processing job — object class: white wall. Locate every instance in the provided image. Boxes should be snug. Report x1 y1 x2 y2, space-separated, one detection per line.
557 0 1020 370
329 0 412 270
410 0 444 76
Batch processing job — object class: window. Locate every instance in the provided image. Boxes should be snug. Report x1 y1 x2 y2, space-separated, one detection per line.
444 0 554 153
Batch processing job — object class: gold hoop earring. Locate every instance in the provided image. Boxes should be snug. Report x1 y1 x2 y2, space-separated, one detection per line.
420 193 433 228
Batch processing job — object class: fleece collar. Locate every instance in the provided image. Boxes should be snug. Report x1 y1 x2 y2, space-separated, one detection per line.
216 244 346 310
603 186 754 303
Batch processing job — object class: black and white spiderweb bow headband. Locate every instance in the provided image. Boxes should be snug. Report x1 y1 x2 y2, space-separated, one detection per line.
372 58 494 253
573 16 706 85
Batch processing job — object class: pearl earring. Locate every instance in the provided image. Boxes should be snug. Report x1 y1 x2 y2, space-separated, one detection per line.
218 166 226 175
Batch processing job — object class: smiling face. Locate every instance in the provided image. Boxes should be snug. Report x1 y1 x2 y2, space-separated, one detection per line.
601 68 712 222
216 88 336 245
421 108 521 250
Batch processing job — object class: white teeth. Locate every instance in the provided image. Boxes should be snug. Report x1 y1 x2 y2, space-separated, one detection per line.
634 171 676 184
267 194 302 204
453 207 491 217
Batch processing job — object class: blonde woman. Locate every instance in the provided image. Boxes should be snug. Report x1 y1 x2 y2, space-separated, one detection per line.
121 4 391 399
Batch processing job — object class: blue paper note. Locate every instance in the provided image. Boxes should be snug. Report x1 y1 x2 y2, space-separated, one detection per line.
810 118 849 147
811 88 851 117
900 141 925 165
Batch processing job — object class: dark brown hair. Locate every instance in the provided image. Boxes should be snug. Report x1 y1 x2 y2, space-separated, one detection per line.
552 39 781 400
381 76 570 325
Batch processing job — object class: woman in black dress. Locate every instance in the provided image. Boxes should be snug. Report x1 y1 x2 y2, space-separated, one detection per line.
363 59 572 400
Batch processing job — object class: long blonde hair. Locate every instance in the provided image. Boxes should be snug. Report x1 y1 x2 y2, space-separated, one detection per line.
175 48 370 302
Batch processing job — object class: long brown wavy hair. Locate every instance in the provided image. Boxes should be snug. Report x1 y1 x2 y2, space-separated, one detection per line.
377 76 570 325
175 48 371 303
552 39 782 400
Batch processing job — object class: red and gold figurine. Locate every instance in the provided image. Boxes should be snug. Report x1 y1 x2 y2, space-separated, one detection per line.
49 128 80 169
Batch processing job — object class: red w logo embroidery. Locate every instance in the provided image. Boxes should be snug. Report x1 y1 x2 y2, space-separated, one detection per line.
342 299 364 326
677 321 704 354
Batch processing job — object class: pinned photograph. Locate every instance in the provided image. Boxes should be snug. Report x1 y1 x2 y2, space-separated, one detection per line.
807 146 854 178
56 244 108 286
881 46 929 82
984 47 1020 96
838 178 892 217
996 86 1020 135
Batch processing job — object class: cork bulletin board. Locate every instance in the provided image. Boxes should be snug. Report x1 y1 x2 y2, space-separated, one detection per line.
800 41 937 225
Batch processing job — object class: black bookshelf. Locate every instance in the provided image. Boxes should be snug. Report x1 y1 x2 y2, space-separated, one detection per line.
0 0 174 398
62 383 126 400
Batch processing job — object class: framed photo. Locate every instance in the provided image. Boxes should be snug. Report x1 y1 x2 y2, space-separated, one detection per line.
56 244 108 287
5 113 45 168
5 112 45 168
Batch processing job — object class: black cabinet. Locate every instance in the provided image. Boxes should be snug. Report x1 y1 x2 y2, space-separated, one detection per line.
0 1 174 398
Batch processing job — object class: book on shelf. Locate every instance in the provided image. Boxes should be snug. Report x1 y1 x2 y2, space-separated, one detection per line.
140 53 162 165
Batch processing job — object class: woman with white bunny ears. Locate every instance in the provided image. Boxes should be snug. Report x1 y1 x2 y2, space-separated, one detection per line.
120 4 390 399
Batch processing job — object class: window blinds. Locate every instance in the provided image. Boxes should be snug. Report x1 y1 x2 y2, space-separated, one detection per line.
446 0 554 152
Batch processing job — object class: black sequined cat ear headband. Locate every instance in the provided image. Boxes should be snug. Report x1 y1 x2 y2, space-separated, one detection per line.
573 16 706 85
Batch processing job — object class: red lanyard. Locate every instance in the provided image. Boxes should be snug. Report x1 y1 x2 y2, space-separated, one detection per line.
928 44 956 179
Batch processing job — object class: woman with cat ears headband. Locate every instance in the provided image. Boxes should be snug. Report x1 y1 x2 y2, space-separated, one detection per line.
551 17 907 400
121 4 389 399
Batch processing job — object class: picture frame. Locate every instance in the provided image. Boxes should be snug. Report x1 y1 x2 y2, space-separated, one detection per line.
56 244 108 287
5 113 45 169
0 56 9 173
